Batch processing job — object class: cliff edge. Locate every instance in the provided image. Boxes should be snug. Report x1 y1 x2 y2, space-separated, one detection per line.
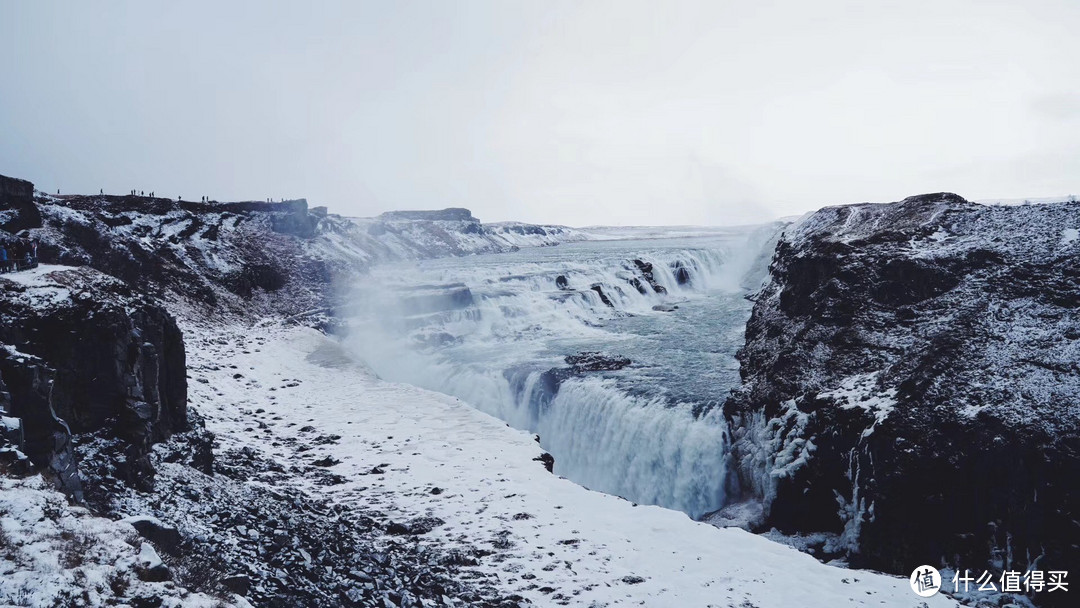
724 194 1080 601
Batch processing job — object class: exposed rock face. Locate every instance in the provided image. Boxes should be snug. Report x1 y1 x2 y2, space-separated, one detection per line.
589 284 615 307
0 266 187 493
724 194 1080 600
28 192 332 317
564 352 632 373
22 190 590 319
0 348 79 492
631 259 668 294
671 260 691 285
0 174 41 233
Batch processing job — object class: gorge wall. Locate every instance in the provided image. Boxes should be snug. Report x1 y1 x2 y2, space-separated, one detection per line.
0 172 596 499
724 193 1080 603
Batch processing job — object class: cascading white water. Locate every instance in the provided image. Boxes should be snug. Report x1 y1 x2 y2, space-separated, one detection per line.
339 226 781 518
535 377 731 517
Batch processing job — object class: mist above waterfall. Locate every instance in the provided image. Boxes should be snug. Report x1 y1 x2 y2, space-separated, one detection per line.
339 224 782 518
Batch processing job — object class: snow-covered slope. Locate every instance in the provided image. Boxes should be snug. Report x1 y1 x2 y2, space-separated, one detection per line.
26 192 597 322
0 475 245 608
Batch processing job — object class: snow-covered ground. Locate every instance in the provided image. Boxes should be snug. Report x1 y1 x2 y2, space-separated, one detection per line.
186 322 960 608
975 195 1077 206
0 475 245 608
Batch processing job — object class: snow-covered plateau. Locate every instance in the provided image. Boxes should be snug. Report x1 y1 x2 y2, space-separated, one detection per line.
2 174 1076 607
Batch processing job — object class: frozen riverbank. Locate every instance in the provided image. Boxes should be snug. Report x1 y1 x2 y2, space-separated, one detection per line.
186 322 959 607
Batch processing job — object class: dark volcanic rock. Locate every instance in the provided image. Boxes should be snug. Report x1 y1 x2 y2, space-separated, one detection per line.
589 284 614 307
122 516 183 556
0 349 80 495
724 193 1080 605
632 259 667 294
0 266 187 494
85 437 527 608
533 452 555 473
28 191 333 317
565 352 631 373
521 352 633 419
0 174 42 233
671 260 691 285
220 574 251 596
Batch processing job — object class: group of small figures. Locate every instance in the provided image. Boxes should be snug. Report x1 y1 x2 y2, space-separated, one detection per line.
0 238 39 273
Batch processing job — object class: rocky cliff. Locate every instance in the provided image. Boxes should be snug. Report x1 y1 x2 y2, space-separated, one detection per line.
23 191 591 321
0 265 186 496
30 192 335 318
0 174 40 233
724 193 1080 603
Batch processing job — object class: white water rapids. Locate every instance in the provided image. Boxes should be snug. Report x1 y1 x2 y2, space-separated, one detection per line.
340 225 781 518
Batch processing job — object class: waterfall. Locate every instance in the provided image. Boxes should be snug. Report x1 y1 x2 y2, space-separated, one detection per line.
339 226 781 518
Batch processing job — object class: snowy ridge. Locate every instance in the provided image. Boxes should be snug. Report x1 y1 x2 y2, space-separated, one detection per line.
27 193 604 323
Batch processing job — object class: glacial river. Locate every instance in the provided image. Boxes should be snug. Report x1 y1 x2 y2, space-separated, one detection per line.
341 225 780 518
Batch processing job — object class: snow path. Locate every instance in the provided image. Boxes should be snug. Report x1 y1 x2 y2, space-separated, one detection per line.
187 323 959 608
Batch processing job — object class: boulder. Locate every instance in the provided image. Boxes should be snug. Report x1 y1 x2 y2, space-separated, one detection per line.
565 352 631 373
134 542 171 582
533 452 554 473
671 260 691 285
121 515 183 556
589 284 614 307
632 259 667 294
221 574 251 596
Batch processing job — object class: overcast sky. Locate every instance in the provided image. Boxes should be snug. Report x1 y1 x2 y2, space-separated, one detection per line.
1 1 1078 226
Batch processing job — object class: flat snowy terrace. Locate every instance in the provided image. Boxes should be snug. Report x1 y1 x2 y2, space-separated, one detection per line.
188 324 960 608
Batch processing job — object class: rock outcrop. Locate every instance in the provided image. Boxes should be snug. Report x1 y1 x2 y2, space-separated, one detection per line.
0 174 41 233
724 194 1080 604
525 352 633 417
0 265 187 493
28 191 333 317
